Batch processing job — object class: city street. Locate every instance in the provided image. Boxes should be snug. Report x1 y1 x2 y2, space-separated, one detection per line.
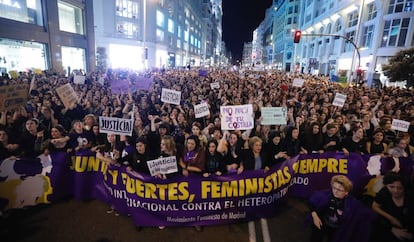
1 197 310 242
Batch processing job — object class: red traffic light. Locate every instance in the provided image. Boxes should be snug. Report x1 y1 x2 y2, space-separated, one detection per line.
293 30 302 43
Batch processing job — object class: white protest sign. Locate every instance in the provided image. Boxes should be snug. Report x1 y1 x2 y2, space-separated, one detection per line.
392 119 410 132
98 77 105 85
74 75 86 84
194 102 210 118
56 83 78 109
292 78 305 87
261 107 287 125
147 156 178 176
220 104 254 130
99 116 133 136
210 82 220 89
332 93 347 107
161 88 181 105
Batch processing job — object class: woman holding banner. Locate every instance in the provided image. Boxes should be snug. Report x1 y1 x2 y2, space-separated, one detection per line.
239 136 270 172
117 136 154 175
217 130 244 174
309 175 375 242
180 135 205 177
203 139 226 177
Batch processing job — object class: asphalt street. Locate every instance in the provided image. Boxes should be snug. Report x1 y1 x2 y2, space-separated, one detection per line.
1 197 311 242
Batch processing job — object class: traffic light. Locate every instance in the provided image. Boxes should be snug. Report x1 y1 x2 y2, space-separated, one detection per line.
356 66 363 77
293 30 302 43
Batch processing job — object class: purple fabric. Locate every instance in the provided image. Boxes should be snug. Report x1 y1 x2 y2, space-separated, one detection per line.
309 190 377 242
1 151 412 229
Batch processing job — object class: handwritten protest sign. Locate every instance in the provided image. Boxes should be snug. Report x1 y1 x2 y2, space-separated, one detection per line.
210 82 220 89
56 83 78 109
98 116 133 136
261 107 287 125
73 75 86 84
392 119 410 132
194 102 210 118
220 104 254 130
292 78 305 87
0 84 28 111
161 88 181 105
147 156 178 176
332 93 347 107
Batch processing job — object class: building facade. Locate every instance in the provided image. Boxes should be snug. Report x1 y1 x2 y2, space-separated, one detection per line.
0 0 224 75
295 0 414 85
0 0 95 75
93 0 223 70
252 0 413 86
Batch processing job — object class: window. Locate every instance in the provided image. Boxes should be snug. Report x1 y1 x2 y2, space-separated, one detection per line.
58 1 84 35
184 30 189 42
0 0 43 26
168 19 174 33
343 31 355 52
115 0 138 19
334 20 342 32
305 14 311 23
381 18 410 47
347 11 358 28
177 39 181 48
388 0 413 13
367 3 377 21
327 23 332 34
178 25 182 38
156 29 164 42
156 10 164 28
116 21 138 37
362 25 374 48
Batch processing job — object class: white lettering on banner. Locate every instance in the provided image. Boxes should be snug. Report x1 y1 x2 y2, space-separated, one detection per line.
99 116 133 136
194 102 210 118
220 104 254 130
161 88 181 105
147 156 178 176
392 119 410 132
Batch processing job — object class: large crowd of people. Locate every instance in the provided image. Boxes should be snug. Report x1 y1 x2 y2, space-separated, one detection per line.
0 68 413 239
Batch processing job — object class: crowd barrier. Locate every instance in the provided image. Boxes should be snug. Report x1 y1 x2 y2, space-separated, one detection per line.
0 151 412 226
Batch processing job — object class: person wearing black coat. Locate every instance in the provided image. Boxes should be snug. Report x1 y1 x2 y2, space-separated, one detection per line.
239 136 270 172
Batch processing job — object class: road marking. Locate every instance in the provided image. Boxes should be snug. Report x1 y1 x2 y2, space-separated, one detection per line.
248 221 256 242
260 218 271 242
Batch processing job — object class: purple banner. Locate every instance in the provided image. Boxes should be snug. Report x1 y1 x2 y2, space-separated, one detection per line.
110 79 129 94
198 69 208 77
1 152 412 226
130 76 152 91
